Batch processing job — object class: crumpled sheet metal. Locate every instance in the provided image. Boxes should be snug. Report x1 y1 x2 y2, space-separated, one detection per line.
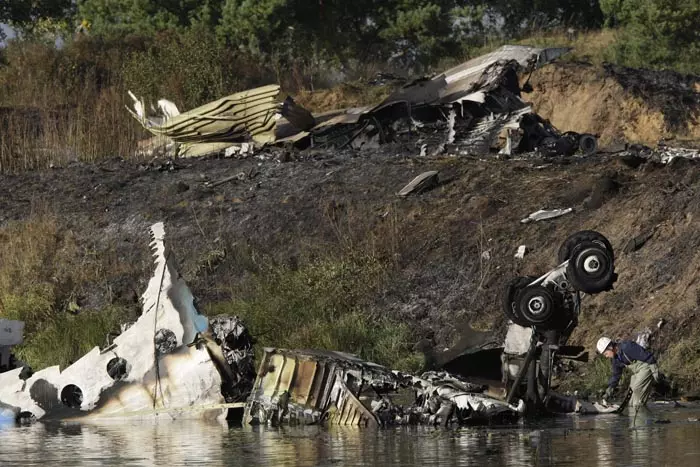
306 46 567 153
442 45 570 90
243 349 526 427
209 316 256 402
128 85 283 145
128 86 316 157
411 372 525 425
0 223 229 422
128 45 571 156
379 45 569 109
453 106 533 155
244 348 398 427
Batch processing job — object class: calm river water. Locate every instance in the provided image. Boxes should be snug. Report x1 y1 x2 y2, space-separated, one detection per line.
2 403 699 466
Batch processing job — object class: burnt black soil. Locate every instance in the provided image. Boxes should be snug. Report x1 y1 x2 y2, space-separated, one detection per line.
604 63 700 130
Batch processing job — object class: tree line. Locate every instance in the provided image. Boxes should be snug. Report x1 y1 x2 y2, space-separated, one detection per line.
2 0 698 72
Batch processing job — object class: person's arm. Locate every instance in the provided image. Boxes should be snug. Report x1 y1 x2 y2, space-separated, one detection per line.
608 359 623 389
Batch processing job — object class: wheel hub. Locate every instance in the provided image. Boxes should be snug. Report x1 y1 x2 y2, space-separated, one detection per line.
583 255 601 273
528 296 545 315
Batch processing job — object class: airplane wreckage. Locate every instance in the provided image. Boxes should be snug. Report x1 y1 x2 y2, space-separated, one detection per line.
127 45 600 160
0 223 625 427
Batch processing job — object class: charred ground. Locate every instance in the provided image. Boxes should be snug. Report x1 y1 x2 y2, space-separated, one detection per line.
2 144 700 392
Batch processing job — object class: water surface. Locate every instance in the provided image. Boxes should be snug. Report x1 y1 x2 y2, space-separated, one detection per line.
2 403 698 466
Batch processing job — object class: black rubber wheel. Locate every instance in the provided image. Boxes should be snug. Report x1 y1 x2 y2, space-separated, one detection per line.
557 230 614 264
566 241 616 293
579 134 598 156
516 285 557 326
502 276 536 327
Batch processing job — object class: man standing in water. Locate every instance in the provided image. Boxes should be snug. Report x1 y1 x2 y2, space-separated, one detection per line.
597 337 660 408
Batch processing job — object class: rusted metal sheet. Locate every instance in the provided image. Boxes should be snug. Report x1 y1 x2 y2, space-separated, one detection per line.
290 359 317 405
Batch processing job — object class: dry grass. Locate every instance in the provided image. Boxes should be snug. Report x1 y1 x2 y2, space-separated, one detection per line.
294 82 393 113
0 39 143 172
515 28 618 65
0 100 141 173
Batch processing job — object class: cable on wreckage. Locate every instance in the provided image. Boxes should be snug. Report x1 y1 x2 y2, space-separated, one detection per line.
151 251 170 409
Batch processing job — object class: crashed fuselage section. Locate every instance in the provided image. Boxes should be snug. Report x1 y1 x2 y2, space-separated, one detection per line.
0 223 526 427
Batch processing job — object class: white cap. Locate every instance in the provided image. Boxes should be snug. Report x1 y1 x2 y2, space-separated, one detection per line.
596 337 612 354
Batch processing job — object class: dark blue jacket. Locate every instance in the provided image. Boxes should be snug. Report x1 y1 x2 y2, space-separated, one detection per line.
608 340 656 389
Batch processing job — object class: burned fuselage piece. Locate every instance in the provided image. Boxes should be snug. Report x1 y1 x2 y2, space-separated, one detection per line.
0 223 251 422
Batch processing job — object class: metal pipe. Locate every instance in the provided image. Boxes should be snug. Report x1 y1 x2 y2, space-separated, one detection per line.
505 337 538 405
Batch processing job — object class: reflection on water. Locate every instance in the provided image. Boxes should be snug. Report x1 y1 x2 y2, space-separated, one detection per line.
2 404 700 466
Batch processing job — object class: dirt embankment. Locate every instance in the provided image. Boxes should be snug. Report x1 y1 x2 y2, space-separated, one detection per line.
2 147 700 389
524 62 700 146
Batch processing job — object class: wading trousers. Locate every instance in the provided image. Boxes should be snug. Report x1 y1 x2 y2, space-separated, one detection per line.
629 360 655 408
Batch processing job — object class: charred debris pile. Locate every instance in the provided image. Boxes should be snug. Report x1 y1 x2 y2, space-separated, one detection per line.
1 224 632 428
128 45 607 162
127 45 700 166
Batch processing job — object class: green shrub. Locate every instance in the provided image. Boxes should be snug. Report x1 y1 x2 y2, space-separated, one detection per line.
13 306 128 371
122 27 275 110
205 252 422 372
602 0 700 73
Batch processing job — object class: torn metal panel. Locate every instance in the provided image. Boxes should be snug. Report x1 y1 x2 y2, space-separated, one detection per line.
440 45 570 101
397 171 439 197
379 45 569 109
128 86 316 158
244 348 399 427
128 85 282 145
280 96 316 131
520 207 573 224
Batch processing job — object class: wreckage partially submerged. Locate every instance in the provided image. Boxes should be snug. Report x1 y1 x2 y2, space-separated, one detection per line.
128 45 597 159
0 223 528 426
0 223 255 423
0 224 622 427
